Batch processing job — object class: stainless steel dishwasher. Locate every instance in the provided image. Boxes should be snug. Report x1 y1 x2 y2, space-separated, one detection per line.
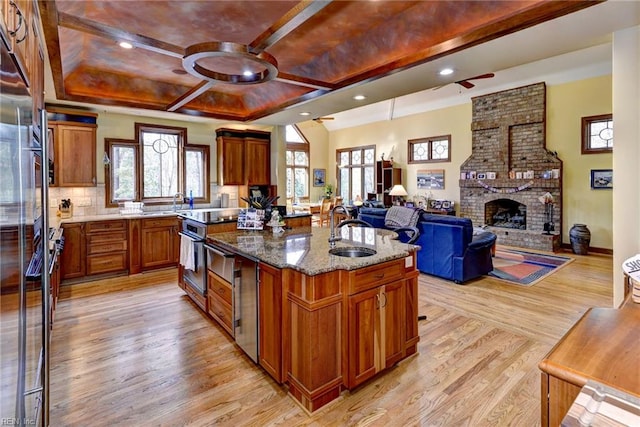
233 254 259 363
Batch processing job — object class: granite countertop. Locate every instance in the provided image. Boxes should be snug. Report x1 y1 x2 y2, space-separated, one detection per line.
206 226 419 276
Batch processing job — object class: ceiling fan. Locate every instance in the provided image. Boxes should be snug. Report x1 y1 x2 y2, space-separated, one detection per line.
454 73 495 89
312 116 335 124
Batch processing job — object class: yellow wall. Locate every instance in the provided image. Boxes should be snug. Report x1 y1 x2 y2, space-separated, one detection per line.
325 77 613 249
547 76 612 249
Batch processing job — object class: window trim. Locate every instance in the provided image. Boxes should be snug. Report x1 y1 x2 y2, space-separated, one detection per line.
136 122 186 204
286 124 310 199
581 114 613 154
336 144 376 200
407 135 451 164
184 144 210 203
104 138 139 208
105 123 210 207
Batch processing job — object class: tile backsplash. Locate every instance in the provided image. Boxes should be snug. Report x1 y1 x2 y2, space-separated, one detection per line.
49 183 239 218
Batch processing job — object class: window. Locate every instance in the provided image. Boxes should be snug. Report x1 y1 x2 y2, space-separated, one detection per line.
105 123 209 207
336 145 375 203
285 125 309 200
408 135 451 163
582 114 613 154
105 138 139 204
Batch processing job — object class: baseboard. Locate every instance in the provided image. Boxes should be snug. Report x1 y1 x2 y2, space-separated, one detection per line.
560 243 613 255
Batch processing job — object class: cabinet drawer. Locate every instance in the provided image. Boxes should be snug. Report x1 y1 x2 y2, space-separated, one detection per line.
208 294 234 336
86 220 127 233
348 259 404 294
87 230 127 244
208 274 232 305
87 240 128 255
142 218 178 228
87 252 127 275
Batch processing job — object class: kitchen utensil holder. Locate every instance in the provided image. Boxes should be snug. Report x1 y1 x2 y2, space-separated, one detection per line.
59 202 73 219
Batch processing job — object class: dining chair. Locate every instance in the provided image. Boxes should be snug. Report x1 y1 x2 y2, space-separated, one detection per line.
312 198 332 227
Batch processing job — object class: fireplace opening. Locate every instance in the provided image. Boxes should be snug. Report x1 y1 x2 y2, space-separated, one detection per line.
485 199 526 229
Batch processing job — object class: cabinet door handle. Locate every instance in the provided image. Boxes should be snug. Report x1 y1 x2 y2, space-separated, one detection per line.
8 1 28 43
380 292 387 308
374 273 385 279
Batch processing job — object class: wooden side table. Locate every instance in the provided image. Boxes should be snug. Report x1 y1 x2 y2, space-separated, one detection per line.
538 304 640 426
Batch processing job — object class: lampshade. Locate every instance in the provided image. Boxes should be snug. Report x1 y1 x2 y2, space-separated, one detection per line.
389 184 408 197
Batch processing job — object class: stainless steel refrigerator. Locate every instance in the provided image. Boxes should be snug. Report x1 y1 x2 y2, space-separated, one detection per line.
1 29 50 425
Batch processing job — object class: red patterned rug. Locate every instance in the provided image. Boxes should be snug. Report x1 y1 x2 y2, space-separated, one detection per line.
489 246 574 286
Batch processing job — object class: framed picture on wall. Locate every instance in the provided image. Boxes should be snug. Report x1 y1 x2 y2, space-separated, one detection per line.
313 168 326 187
590 169 613 189
417 169 445 189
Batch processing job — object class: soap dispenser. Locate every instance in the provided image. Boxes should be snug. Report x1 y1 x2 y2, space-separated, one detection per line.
189 190 194 210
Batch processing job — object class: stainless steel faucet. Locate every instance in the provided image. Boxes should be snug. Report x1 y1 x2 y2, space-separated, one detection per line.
172 192 184 211
328 205 351 247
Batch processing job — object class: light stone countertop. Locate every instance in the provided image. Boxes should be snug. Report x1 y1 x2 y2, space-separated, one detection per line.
205 226 419 276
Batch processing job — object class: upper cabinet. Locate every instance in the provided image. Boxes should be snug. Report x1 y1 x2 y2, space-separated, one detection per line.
216 128 271 186
2 0 45 135
48 108 98 187
216 133 245 185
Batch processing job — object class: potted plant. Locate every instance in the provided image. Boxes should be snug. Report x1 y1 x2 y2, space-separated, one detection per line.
324 183 333 199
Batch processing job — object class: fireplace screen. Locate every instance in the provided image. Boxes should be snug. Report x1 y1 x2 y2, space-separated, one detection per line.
485 199 526 229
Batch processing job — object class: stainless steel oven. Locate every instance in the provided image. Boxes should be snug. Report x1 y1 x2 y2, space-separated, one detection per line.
179 219 207 298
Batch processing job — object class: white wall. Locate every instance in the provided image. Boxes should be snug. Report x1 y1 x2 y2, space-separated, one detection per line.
612 26 640 307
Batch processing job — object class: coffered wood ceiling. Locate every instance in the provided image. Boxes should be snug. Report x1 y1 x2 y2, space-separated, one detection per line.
39 1 600 124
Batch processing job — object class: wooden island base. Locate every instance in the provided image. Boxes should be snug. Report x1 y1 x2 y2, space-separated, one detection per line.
259 255 420 412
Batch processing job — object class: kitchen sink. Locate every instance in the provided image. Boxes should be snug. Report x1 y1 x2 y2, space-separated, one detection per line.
329 247 377 258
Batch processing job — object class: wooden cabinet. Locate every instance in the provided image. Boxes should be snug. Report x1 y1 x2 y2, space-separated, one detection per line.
244 137 270 185
258 262 284 383
538 305 640 426
347 266 405 388
85 219 128 276
60 222 86 280
375 160 402 207
216 134 244 185
140 217 179 269
280 254 419 412
216 128 271 186
207 271 234 336
49 121 97 187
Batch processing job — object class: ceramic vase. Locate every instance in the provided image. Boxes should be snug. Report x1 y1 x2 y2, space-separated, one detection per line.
569 224 591 255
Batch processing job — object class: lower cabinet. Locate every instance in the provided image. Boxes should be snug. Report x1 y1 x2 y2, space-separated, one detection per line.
60 222 86 280
60 216 180 284
347 280 405 388
258 262 284 383
140 217 179 270
85 220 128 276
207 271 234 336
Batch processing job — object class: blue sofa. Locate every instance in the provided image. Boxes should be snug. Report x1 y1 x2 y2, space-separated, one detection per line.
358 207 497 283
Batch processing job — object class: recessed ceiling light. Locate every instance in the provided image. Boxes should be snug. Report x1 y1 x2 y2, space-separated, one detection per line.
439 68 454 76
353 95 366 100
243 70 253 77
299 112 311 116
119 41 133 49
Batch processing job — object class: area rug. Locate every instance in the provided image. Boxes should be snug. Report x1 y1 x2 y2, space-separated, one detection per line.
488 246 574 286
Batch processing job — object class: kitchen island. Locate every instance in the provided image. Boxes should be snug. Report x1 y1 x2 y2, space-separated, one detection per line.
206 226 420 412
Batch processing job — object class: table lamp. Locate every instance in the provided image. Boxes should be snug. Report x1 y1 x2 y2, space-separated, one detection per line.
389 184 408 205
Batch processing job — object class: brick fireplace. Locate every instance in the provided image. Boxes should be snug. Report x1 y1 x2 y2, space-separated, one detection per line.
459 82 562 252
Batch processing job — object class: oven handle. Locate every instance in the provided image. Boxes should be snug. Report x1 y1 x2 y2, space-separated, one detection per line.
179 231 205 243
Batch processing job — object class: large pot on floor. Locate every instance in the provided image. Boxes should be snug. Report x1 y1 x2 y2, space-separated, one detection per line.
569 224 591 255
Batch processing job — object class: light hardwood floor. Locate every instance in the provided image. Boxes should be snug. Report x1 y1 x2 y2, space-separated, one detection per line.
50 249 613 426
